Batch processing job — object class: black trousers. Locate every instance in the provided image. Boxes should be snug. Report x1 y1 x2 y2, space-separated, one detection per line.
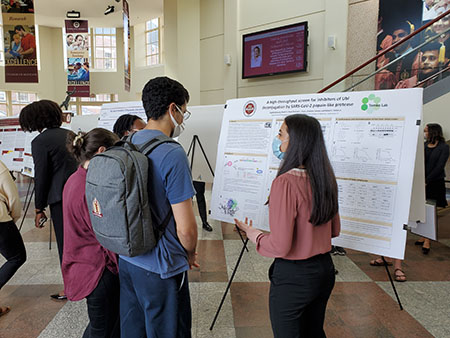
269 253 335 338
193 181 207 224
0 220 26 289
82 268 120 338
49 202 64 265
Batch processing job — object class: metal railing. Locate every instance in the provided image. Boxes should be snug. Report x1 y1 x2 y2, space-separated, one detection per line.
318 8 450 93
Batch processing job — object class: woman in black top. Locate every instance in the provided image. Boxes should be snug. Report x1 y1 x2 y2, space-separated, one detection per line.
19 100 77 299
417 123 449 254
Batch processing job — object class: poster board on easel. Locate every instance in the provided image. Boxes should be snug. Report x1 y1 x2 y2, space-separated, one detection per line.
210 88 423 260
409 202 437 241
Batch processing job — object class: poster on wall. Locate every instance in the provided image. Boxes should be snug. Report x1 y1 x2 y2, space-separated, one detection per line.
375 0 450 90
65 20 90 97
1 0 38 83
123 0 131 92
210 89 423 260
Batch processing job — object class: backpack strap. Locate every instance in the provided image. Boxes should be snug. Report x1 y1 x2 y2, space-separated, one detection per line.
137 134 179 156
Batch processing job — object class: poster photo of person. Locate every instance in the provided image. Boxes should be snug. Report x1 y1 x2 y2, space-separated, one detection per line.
423 0 450 22
1 0 34 13
375 0 423 89
3 24 36 62
250 44 262 68
67 58 89 82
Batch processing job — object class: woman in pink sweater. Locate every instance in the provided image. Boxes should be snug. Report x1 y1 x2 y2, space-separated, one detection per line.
236 114 340 338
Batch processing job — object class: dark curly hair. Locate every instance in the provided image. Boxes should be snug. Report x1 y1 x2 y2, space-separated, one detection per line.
19 100 62 132
113 114 144 138
67 128 119 164
142 76 189 120
426 123 445 144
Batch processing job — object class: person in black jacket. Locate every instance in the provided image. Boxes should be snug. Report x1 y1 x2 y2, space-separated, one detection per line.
19 100 77 300
416 123 449 254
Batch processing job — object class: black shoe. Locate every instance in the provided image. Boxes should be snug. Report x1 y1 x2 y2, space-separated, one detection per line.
415 240 425 245
336 246 347 256
422 247 430 255
50 294 67 301
202 222 213 232
330 246 338 255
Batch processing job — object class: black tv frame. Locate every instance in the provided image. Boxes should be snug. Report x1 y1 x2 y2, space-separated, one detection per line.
242 21 308 79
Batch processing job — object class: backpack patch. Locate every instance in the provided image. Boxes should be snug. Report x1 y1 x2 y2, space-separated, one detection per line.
92 198 103 218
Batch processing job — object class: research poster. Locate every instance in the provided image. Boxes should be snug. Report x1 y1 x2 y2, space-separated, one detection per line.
211 89 423 259
0 118 37 176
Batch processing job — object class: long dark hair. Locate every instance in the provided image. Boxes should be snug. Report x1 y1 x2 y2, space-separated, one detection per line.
277 114 338 225
426 123 445 144
19 100 62 132
67 128 118 164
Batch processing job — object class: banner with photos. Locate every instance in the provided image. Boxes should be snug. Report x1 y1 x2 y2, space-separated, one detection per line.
1 0 38 83
65 20 90 97
123 0 131 92
375 0 450 90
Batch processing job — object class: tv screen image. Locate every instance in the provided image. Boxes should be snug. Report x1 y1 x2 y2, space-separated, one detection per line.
242 21 308 79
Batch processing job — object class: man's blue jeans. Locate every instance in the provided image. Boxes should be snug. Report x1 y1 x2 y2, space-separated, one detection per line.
119 258 192 338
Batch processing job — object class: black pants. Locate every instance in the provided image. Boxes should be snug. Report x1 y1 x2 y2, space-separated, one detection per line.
193 181 207 223
50 202 64 265
269 253 335 338
0 220 26 289
82 268 120 338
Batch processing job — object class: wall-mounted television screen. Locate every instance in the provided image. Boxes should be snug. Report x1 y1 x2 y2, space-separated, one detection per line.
242 21 308 79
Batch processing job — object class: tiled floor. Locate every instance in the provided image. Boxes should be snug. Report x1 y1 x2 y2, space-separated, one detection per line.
1 176 450 337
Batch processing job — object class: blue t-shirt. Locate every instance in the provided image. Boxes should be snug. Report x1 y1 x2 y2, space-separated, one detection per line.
120 129 195 279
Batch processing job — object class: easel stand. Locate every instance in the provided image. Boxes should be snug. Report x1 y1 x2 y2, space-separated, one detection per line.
210 228 249 330
186 134 214 177
381 256 404 311
19 178 34 232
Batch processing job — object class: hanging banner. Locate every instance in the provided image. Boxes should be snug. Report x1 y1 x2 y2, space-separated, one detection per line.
1 0 38 83
123 0 131 92
65 20 90 97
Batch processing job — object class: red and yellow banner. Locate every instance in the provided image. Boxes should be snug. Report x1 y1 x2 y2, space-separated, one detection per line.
65 20 90 97
1 0 38 83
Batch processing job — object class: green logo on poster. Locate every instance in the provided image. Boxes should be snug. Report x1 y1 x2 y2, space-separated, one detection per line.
361 94 381 113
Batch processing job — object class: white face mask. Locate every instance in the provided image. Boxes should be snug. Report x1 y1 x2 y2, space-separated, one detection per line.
170 106 185 138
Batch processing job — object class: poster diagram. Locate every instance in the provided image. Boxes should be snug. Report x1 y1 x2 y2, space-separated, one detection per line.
211 89 423 259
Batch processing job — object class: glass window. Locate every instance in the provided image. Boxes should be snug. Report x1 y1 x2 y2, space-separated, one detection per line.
92 28 117 70
0 104 7 116
145 18 160 66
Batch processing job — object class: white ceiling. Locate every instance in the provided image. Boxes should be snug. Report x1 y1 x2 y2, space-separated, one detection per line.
33 0 163 28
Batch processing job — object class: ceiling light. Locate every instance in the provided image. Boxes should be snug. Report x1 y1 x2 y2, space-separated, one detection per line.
66 10 80 19
104 5 115 15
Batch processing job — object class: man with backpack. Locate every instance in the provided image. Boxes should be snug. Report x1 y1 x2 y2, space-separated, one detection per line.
118 77 198 337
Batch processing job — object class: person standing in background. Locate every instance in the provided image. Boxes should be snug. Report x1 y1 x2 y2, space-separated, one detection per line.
112 114 146 139
0 160 26 317
416 123 449 254
19 100 77 300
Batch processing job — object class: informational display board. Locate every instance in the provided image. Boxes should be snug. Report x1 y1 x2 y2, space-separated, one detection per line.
0 118 38 176
211 89 423 260
71 114 100 133
99 102 224 183
178 105 224 183
98 101 147 131
409 202 437 241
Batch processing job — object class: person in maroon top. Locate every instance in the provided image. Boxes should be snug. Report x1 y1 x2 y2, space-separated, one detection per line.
236 114 340 338
63 128 120 338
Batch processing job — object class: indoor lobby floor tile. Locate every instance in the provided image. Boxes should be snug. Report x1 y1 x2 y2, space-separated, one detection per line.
0 182 448 337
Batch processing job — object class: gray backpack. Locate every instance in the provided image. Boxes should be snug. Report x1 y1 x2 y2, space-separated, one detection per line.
85 134 177 257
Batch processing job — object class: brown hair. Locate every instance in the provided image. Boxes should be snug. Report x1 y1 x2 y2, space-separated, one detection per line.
67 128 118 164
